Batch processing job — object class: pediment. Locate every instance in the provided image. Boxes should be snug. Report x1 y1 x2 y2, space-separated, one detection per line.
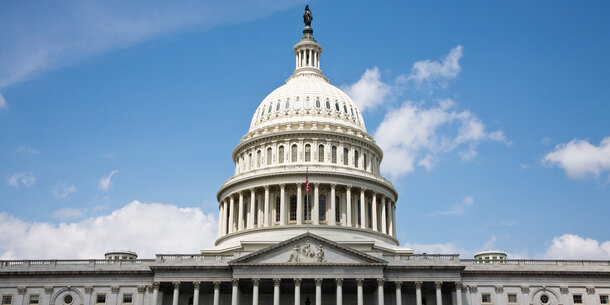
229 233 386 265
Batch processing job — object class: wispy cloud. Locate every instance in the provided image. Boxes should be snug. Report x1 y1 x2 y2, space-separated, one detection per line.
432 195 475 216
543 137 610 180
52 183 77 199
0 0 300 90
406 45 463 87
98 170 119 191
16 145 39 155
0 94 7 110
0 201 217 259
7 171 36 187
51 208 84 220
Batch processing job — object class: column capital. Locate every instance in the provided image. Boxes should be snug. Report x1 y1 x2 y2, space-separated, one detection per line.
249 187 255 192
264 185 270 190
294 278 302 285
356 278 364 285
520 286 529 294
44 287 53 295
586 286 595 295
147 286 154 293
395 281 402 289
560 287 569 294
495 286 504 294
415 281 423 289
17 287 26 295
192 281 200 289
296 182 302 187
330 183 337 188
252 278 260 286
377 278 384 286
280 184 286 188
315 278 323 286
346 185 352 190
152 282 160 290
232 278 239 286
111 286 120 293
455 282 463 290
361 187 367 192
85 286 93 294
314 182 320 186
273 278 281 286
469 285 479 293
335 278 343 286
172 282 181 289
213 281 221 289
435 281 443 289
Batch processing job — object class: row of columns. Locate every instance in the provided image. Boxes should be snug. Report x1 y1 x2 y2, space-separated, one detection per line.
218 184 396 237
296 48 320 69
156 279 450 305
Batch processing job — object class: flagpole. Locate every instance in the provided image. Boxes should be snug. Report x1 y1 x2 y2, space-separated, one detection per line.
306 167 309 233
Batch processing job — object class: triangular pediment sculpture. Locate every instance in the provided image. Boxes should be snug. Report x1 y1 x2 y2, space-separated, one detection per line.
229 232 387 265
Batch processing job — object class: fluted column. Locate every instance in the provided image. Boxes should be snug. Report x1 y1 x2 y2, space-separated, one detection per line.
238 192 244 231
213 281 220 305
315 278 322 305
373 278 382 305
273 279 281 305
172 282 180 305
435 282 443 305
252 279 260 305
330 184 336 225
336 278 343 305
416 282 423 305
395 282 402 305
297 183 303 225
294 278 301 305
189 282 199 305
360 189 366 228
381 197 387 234
231 279 239 305
218 203 224 237
248 189 256 229
456 282 463 305
313 183 320 225
280 184 286 225
346 186 352 227
264 186 270 227
372 193 378 231
151 282 159 305
388 201 394 236
392 202 397 236
357 278 364 305
228 196 235 233
223 200 229 235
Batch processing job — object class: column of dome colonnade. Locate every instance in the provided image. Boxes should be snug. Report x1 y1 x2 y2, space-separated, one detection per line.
148 279 461 305
216 6 399 248
217 183 397 237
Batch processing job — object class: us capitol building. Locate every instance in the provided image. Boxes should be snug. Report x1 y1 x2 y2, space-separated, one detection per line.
1 6 609 305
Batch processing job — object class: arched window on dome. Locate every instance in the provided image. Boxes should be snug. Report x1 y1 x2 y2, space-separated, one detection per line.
268 104 272 113
275 196 281 223
316 99 321 109
278 146 285 164
363 153 367 170
266 147 272 165
305 144 311 162
350 108 355 117
261 107 265 116
335 102 340 112
248 153 252 170
354 150 359 168
335 195 341 223
257 150 261 168
332 146 337 163
291 144 298 162
318 145 324 162
285 100 290 110
319 194 326 222
326 100 331 110
276 103 280 112
290 195 297 222
343 105 348 114
343 148 349 165
304 194 312 223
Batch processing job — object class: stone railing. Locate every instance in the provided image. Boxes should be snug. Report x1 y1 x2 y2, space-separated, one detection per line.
382 254 461 261
0 259 155 270
461 259 610 266
155 254 234 263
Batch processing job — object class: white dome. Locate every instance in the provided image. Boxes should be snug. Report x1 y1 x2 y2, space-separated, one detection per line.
249 73 366 133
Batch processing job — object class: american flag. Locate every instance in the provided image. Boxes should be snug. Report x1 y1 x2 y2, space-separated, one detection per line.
305 168 310 193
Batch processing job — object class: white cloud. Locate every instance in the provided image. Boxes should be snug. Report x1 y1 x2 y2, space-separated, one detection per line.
6 171 36 187
403 241 465 255
16 145 39 155
98 170 119 191
0 1 299 89
543 234 610 260
342 67 392 111
374 99 508 178
407 45 463 85
53 183 77 199
543 137 610 179
482 236 497 250
0 200 218 259
432 195 474 215
52 208 84 220
0 93 7 109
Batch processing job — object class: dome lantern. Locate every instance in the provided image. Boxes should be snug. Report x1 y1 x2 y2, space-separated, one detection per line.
292 6 323 77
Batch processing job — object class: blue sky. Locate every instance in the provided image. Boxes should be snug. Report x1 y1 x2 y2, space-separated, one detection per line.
1 1 610 259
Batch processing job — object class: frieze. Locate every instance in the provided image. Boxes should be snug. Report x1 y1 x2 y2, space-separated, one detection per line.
287 240 326 263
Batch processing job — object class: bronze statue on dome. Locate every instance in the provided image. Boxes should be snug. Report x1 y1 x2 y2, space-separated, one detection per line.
303 5 313 27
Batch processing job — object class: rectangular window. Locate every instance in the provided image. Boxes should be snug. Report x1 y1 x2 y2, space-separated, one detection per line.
96 294 106 304
508 294 517 304
482 294 492 304
573 295 582 304
2 296 12 305
600 296 608 304
122 294 132 304
29 295 39 305
332 146 337 163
